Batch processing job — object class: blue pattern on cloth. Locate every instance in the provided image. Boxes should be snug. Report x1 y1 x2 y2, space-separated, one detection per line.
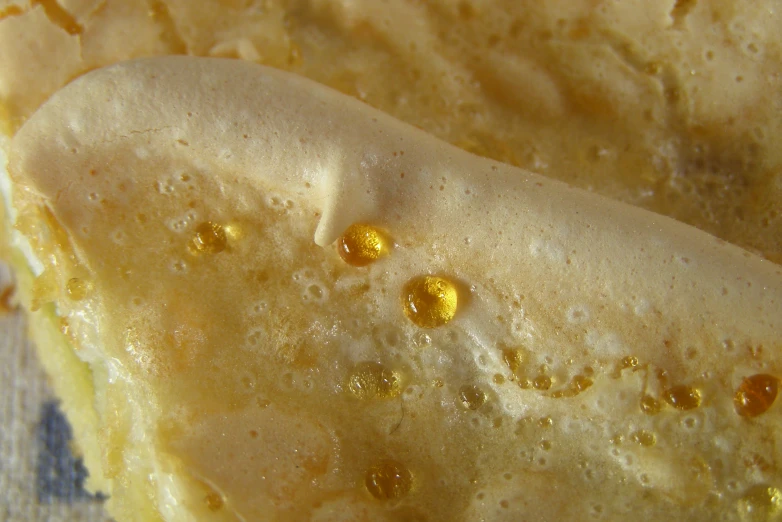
35 401 107 504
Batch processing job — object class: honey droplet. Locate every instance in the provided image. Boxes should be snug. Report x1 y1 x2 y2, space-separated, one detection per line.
631 430 657 447
205 492 224 511
572 375 593 392
348 362 401 399
533 375 552 391
459 384 486 410
402 276 458 328
65 277 91 301
621 356 639 369
737 484 782 522
640 395 663 415
502 348 523 374
191 221 227 254
663 385 702 410
735 374 779 418
365 460 413 500
337 223 389 267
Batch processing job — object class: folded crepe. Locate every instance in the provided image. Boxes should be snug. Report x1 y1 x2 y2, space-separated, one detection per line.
1 0 781 261
1 55 780 521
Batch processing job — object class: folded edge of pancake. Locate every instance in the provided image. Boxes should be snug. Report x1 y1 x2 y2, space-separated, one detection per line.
4 56 782 521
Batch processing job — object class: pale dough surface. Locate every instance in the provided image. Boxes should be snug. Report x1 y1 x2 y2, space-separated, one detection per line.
5 56 781 521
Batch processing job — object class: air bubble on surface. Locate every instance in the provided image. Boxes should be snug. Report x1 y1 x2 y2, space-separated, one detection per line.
249 301 268 316
170 260 188 274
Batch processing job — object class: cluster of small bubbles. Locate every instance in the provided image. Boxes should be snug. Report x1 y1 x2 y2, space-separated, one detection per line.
663 385 702 410
631 430 657 447
736 485 782 522
170 260 188 274
640 395 663 415
267 195 295 212
190 222 228 254
292 270 329 304
365 460 413 500
248 301 268 316
245 328 264 347
302 283 327 303
167 209 198 233
65 277 91 301
337 223 390 267
734 374 779 418
402 275 458 328
459 384 487 410
347 362 402 399
156 179 176 194
412 331 431 349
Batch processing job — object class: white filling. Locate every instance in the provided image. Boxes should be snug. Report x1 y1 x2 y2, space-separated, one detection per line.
0 139 45 275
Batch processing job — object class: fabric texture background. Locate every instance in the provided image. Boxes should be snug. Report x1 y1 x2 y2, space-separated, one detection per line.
0 263 110 521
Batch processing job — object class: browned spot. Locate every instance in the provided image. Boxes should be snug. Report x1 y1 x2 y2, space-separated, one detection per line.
31 0 83 35
0 285 17 313
670 0 697 27
0 5 24 19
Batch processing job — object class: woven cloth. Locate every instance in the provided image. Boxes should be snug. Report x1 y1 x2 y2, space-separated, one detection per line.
0 262 110 521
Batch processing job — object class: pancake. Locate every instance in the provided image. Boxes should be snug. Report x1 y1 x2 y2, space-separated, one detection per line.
2 56 781 521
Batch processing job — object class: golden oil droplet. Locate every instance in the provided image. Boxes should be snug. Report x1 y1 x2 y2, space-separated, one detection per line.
337 223 389 267
640 395 663 415
191 221 227 254
205 492 224 511
66 277 91 301
631 430 657 447
347 362 401 399
540 440 552 451
572 375 593 392
538 417 553 428
533 375 552 391
621 356 639 369
365 459 413 500
737 484 782 522
459 384 486 410
663 385 702 410
735 374 779 418
402 275 458 328
502 348 523 374
493 374 506 384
